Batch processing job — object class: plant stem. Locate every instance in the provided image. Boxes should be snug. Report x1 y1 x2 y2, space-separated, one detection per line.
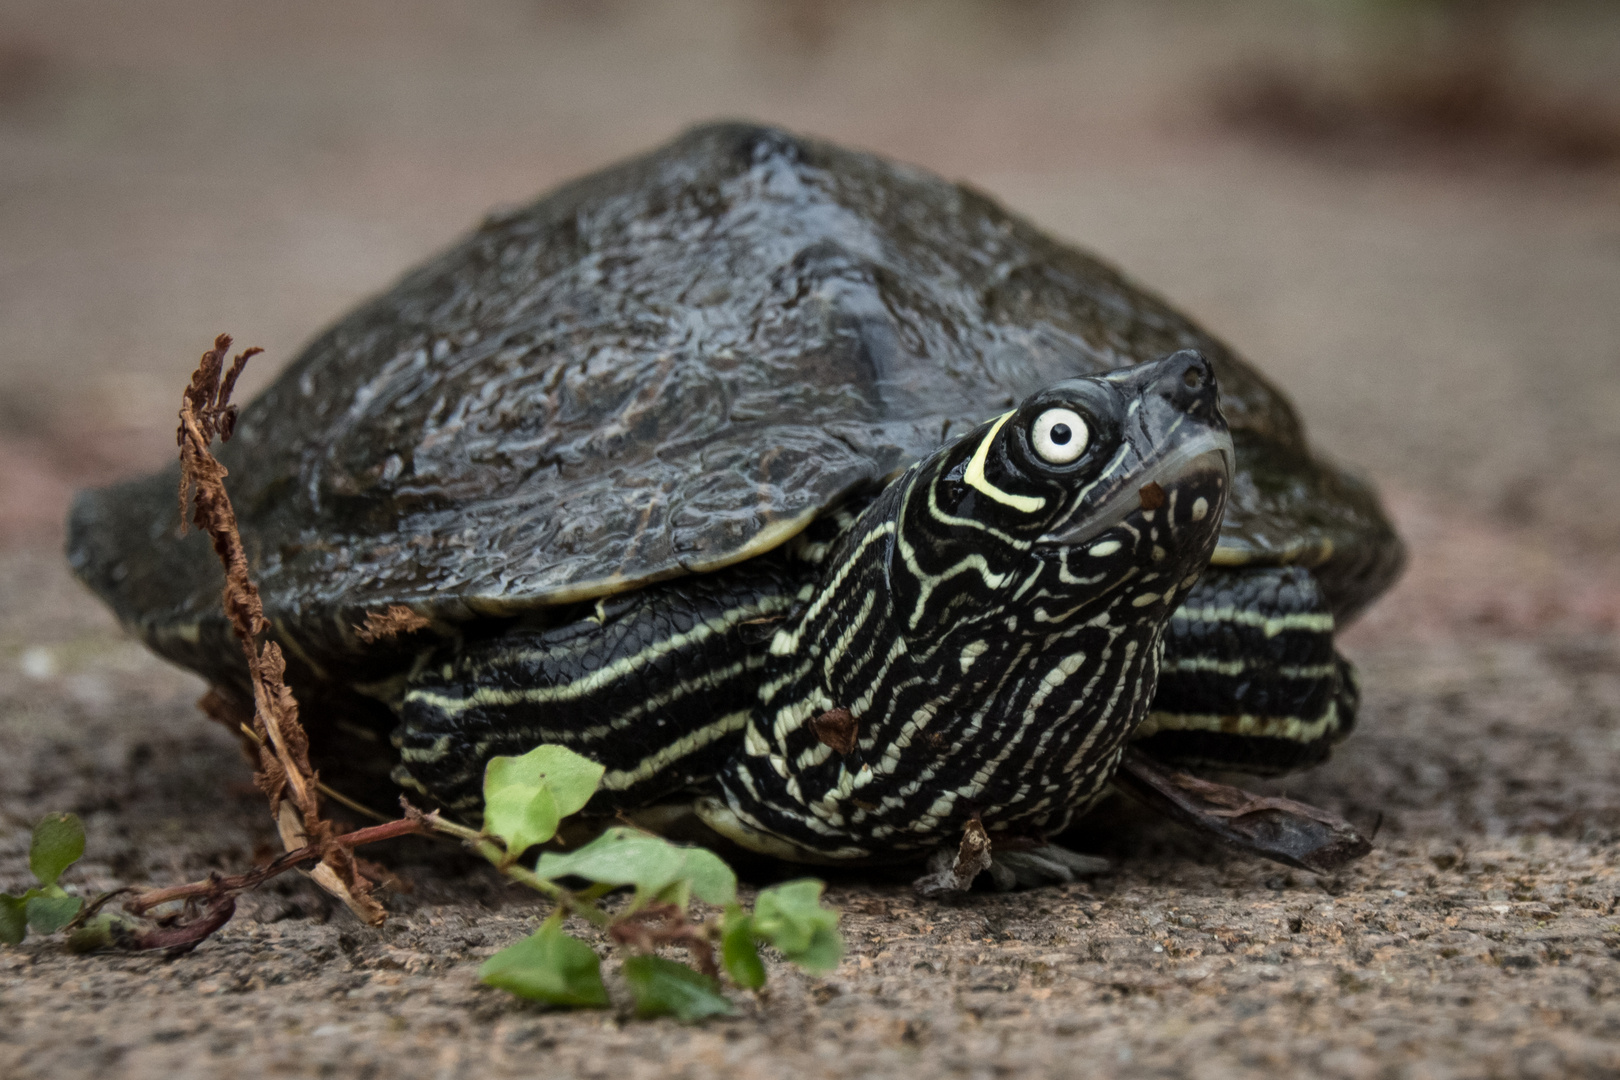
420 816 612 928
125 816 429 915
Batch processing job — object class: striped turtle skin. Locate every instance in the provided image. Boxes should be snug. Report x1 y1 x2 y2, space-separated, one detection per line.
714 355 1231 858
398 352 1231 860
67 124 1404 864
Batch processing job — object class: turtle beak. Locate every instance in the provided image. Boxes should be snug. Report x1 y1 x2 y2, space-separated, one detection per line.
1037 351 1233 549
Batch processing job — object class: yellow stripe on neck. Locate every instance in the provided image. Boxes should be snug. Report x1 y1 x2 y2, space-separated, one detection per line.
964 412 1045 514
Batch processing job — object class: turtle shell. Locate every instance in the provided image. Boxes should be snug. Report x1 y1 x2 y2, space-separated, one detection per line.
68 123 1402 669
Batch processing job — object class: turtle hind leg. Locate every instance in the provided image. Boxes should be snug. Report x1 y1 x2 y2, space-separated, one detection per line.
1134 565 1356 776
391 559 806 816
1124 565 1372 873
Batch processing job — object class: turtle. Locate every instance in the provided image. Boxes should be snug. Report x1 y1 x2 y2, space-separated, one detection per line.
68 123 1403 882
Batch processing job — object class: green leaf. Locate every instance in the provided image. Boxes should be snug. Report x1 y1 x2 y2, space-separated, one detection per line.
29 813 84 887
482 745 605 860
478 920 609 1008
0 894 26 946
622 954 733 1022
720 905 766 990
534 828 736 907
24 889 82 935
750 880 830 953
484 782 560 862
793 924 845 974
752 880 843 973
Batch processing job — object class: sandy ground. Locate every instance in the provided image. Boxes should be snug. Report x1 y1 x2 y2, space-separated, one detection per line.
2 2 1619 1077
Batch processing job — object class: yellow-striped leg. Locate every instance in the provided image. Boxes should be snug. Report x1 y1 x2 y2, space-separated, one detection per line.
392 555 812 812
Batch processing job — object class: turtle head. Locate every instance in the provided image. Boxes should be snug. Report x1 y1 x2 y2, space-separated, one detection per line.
936 348 1234 590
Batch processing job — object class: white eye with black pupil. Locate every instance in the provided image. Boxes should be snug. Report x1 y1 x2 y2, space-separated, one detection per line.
1031 407 1088 465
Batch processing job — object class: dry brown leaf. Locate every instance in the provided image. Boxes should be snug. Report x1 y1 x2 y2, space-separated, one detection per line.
809 707 858 756
1115 748 1372 874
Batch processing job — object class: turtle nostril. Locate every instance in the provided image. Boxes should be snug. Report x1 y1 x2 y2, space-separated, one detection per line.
1182 366 1203 389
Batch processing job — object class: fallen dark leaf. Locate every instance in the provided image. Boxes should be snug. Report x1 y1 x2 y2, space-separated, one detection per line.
1115 748 1371 874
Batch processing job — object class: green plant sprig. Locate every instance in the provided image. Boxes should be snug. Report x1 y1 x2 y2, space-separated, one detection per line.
0 813 86 946
3 745 843 1022
461 744 843 1020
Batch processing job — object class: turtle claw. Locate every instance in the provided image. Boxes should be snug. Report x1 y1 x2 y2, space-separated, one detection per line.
913 820 1108 896
987 845 1111 891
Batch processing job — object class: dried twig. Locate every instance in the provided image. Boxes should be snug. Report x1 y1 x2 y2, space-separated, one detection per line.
129 896 239 956
176 334 384 925
124 816 431 917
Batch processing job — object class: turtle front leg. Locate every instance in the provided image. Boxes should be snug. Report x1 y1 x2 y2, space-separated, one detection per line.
989 845 1112 890
913 820 1109 896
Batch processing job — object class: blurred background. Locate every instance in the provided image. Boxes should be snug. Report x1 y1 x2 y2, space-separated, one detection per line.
1 0 1618 639
3 9 1620 1070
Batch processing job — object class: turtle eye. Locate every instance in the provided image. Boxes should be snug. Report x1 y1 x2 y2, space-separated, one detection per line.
1030 407 1088 465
